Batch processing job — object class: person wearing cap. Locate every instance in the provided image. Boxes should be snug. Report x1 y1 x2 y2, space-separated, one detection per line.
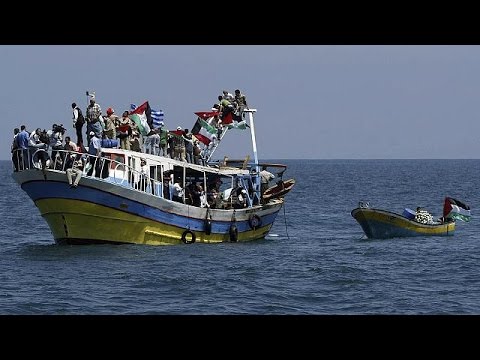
87 131 102 157
86 130 103 177
157 121 168 157
103 107 117 140
172 126 186 162
86 94 102 144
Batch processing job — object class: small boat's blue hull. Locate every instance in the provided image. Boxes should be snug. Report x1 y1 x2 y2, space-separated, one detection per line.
351 208 455 239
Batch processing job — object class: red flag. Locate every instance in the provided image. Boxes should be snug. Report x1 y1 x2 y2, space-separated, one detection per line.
194 133 211 145
222 112 233 124
169 130 184 137
194 111 219 119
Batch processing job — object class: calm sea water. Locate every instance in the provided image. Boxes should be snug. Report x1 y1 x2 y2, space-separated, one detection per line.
1 159 479 315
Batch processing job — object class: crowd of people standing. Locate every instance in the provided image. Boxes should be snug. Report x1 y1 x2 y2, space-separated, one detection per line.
11 89 249 171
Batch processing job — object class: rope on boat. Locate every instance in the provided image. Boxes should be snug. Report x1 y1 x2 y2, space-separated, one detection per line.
283 201 290 240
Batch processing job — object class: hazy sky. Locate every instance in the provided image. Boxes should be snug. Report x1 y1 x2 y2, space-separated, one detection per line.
2 45 480 160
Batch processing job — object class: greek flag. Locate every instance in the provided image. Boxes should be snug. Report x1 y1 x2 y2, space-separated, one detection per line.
151 108 164 128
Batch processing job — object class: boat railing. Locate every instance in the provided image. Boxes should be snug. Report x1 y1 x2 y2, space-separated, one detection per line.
11 147 276 208
12 148 167 198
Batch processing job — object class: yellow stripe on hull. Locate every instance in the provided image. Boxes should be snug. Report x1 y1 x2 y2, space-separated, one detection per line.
363 210 455 235
36 198 272 245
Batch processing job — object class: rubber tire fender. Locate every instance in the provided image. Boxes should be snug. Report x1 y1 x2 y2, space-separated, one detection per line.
249 214 262 230
181 230 196 244
229 224 238 242
205 218 212 235
32 149 49 170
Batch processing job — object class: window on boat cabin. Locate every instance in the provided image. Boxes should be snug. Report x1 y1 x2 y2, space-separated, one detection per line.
109 153 125 170
153 165 163 181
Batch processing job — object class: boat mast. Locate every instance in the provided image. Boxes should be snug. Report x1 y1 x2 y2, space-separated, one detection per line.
205 125 229 163
245 109 260 202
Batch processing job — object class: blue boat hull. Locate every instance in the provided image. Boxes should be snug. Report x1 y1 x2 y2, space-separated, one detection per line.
351 208 455 239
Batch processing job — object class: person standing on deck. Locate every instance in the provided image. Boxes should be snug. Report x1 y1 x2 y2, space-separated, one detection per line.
11 128 20 171
72 102 85 147
85 94 102 143
16 125 30 169
260 166 275 198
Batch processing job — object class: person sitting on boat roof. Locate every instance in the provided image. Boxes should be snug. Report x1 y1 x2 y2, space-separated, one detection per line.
217 95 235 120
222 90 234 102
234 89 248 120
415 207 434 225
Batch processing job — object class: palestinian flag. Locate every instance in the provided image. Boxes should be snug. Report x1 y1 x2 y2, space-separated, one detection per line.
443 197 471 222
191 116 218 145
129 101 152 136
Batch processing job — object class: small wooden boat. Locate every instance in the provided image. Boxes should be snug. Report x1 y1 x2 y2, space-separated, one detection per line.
263 178 296 201
351 207 455 239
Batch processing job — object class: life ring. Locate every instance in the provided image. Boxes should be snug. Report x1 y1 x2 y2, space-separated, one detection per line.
205 218 212 235
249 214 262 230
32 149 49 170
229 224 238 242
181 230 196 244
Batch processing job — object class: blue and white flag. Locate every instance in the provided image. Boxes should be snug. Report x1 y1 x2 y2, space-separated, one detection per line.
130 104 137 111
151 108 164 128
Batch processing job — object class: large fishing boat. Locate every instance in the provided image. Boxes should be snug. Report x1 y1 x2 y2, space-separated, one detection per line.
12 108 295 245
